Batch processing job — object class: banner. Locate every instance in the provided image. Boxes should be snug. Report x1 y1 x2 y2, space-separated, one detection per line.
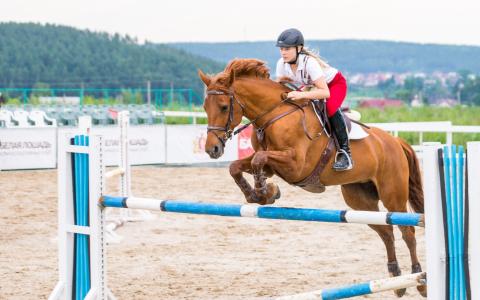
59 125 167 166
0 128 57 170
238 125 255 159
166 125 238 164
1 124 239 170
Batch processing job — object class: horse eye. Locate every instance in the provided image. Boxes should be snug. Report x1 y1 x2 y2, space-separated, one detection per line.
221 105 229 112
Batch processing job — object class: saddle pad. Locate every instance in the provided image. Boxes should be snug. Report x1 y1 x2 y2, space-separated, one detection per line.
349 122 369 140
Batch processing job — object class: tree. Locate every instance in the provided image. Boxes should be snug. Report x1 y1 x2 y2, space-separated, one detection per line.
0 22 222 97
378 76 397 98
423 79 449 101
401 76 425 103
461 76 480 105
395 89 412 103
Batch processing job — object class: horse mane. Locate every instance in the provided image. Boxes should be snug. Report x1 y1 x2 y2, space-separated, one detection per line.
214 59 270 85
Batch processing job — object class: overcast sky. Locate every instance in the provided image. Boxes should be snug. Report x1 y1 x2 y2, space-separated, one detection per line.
1 0 479 46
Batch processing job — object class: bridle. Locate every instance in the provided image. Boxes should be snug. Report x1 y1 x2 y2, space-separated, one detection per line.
206 89 245 147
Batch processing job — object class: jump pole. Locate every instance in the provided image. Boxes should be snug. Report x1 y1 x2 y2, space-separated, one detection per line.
100 196 424 227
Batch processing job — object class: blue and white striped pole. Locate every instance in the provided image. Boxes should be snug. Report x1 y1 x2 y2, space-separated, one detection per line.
276 272 426 300
100 196 424 227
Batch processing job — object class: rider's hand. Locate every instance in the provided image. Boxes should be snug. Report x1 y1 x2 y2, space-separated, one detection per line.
287 91 305 100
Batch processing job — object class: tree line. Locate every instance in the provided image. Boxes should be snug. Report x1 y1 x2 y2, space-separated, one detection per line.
0 22 222 101
171 40 480 74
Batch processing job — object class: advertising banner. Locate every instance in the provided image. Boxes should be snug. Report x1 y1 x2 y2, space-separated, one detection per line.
166 125 238 164
63 125 167 166
238 125 255 159
0 128 57 170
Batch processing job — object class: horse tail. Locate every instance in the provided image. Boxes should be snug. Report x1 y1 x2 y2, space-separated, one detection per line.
398 138 424 213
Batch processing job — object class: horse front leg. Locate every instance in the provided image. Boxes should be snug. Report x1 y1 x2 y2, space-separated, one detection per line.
251 149 296 205
229 154 261 204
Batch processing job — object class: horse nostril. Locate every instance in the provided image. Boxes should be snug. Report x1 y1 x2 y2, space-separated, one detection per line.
214 145 220 154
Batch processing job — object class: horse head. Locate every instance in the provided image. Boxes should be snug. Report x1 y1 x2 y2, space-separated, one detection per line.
198 69 243 158
198 59 270 159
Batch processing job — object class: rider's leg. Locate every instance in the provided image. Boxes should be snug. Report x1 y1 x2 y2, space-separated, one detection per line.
325 72 352 171
329 109 354 171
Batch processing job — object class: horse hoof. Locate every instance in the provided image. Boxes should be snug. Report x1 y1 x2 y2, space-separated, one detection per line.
265 183 281 204
387 262 405 297
274 187 281 199
411 263 426 297
269 183 281 199
417 285 427 297
394 288 406 297
247 184 281 205
246 193 261 204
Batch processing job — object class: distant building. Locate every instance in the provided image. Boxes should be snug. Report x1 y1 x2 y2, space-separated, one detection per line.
411 94 423 107
359 99 404 109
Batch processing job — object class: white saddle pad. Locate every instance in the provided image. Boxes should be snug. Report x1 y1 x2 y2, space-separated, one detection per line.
349 122 369 140
345 110 369 140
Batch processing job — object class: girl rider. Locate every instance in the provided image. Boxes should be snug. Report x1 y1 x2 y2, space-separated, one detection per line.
275 28 353 171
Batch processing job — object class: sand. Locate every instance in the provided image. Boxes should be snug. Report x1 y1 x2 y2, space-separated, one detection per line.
0 166 426 299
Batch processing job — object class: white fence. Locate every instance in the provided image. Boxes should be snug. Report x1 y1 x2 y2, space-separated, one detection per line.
161 111 480 143
1 114 479 170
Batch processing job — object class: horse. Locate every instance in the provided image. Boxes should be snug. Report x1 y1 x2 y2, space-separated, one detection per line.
198 58 426 298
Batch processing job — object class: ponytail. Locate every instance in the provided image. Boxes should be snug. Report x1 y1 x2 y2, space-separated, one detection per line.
301 47 330 70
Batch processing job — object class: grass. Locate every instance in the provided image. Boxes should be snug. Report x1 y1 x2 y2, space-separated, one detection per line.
357 106 480 145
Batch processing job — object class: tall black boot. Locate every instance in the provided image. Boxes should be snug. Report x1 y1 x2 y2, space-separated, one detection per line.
329 110 354 171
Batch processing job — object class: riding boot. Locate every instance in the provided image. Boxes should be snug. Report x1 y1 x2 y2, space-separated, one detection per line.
329 110 354 171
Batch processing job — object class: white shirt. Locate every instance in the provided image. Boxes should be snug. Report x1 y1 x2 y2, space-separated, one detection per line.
275 54 338 86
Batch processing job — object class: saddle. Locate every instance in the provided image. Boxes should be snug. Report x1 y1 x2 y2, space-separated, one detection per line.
292 100 340 193
280 80 354 136
311 99 351 137
278 81 368 193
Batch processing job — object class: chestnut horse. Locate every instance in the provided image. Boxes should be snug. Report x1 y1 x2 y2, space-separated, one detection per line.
198 59 426 298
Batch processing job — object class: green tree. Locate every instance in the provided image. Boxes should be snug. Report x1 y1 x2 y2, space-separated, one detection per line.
398 76 425 103
0 22 222 96
378 76 397 98
461 76 480 105
395 89 413 102
423 79 449 101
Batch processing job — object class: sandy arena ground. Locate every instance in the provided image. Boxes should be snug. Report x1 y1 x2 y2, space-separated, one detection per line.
0 166 426 299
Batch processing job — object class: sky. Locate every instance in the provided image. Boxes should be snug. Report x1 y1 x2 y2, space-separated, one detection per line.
1 0 480 46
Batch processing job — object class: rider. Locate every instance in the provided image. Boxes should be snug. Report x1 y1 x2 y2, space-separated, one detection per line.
275 28 353 171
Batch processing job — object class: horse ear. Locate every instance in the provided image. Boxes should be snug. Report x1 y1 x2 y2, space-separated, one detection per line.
198 69 211 86
227 70 236 87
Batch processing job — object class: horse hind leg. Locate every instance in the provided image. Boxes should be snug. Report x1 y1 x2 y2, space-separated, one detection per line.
398 225 427 297
369 225 406 297
377 180 426 298
341 182 407 297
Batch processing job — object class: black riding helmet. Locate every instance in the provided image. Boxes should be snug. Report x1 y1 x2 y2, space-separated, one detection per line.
276 28 304 64
276 28 304 47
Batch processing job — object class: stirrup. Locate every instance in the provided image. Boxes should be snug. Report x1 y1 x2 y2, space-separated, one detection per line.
334 149 353 171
